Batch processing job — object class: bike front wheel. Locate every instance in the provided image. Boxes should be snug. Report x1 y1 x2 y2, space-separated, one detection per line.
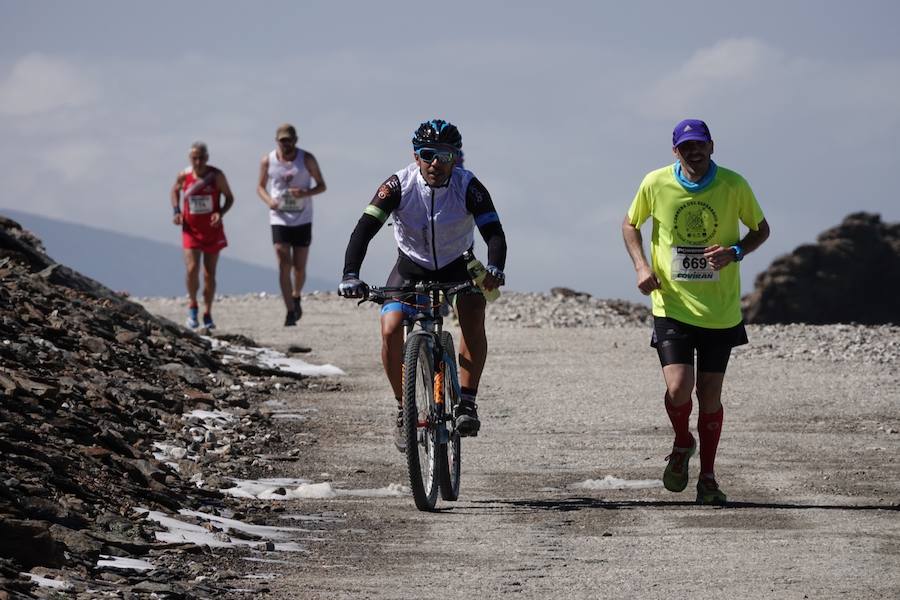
403 334 440 511
438 331 461 501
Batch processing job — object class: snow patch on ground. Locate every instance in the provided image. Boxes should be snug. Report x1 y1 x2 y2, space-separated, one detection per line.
97 555 155 571
210 337 345 377
569 475 662 490
184 409 235 426
23 574 72 590
139 508 307 552
223 477 410 500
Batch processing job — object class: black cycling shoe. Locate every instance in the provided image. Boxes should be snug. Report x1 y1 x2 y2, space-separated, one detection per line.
454 399 480 437
284 310 298 327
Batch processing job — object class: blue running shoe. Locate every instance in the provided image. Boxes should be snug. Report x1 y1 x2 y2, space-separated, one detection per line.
202 312 215 330
186 306 199 329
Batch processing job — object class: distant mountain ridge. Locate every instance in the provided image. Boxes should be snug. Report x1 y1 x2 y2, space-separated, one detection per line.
1 209 333 297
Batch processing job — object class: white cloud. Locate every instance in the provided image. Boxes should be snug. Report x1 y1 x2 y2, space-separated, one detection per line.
639 37 900 120
0 54 98 117
639 38 783 118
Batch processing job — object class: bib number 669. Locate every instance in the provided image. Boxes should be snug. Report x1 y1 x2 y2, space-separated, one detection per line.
682 256 707 270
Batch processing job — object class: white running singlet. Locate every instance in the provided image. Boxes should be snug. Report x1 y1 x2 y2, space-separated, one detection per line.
267 149 313 227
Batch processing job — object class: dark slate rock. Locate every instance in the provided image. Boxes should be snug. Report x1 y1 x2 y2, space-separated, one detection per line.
744 212 900 324
0 518 66 569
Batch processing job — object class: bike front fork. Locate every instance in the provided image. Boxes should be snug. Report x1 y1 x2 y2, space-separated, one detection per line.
432 360 451 445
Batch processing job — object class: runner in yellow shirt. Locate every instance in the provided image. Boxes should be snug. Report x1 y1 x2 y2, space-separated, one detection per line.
622 119 770 505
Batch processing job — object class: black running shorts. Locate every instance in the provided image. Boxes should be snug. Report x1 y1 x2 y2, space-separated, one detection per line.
271 223 312 247
651 316 748 373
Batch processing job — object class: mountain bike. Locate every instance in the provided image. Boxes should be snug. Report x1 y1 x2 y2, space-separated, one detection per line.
358 282 471 511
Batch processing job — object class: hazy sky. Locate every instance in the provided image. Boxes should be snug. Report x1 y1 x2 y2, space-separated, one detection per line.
2 1 898 302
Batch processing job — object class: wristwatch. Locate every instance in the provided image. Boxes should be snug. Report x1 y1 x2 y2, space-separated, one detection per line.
730 244 744 262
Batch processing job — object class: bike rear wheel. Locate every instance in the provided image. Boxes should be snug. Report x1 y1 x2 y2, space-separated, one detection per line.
438 331 462 501
403 334 440 511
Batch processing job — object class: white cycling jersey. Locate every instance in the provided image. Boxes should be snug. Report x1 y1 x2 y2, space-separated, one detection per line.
391 163 475 270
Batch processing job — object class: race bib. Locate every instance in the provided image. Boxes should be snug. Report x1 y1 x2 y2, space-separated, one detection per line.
279 193 305 212
188 195 213 214
671 246 718 282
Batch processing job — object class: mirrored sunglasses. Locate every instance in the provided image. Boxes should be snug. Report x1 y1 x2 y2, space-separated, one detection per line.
417 148 455 164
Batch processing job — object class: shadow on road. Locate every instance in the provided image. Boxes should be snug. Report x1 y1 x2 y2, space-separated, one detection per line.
474 497 900 512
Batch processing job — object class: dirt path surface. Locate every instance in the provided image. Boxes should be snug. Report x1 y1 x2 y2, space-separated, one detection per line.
140 294 899 600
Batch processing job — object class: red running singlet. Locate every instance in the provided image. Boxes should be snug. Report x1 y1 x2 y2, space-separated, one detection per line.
181 167 228 253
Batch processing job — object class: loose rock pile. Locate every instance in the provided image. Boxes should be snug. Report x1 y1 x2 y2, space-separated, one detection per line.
743 212 900 324
489 287 652 328
0 216 322 598
738 323 900 365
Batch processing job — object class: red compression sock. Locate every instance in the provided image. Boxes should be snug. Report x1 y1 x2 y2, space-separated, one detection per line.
698 406 724 477
664 392 693 448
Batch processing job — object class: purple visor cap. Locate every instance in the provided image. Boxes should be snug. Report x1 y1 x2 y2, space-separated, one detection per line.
672 119 712 147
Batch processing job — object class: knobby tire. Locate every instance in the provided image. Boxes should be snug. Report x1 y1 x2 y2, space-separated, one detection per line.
403 334 440 511
437 331 462 501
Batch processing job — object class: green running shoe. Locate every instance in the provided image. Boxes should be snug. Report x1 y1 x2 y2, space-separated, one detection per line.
696 477 727 505
663 436 696 492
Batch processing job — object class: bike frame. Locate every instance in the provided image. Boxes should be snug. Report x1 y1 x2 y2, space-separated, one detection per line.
363 283 468 441
354 281 471 510
400 288 462 444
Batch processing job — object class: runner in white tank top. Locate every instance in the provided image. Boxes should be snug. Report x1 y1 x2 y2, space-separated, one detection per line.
256 123 327 326
267 147 313 227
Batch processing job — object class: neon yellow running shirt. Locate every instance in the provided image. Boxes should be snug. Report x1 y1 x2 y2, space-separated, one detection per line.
627 164 765 328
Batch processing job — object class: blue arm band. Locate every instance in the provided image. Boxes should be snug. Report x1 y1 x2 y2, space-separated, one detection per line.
475 212 499 227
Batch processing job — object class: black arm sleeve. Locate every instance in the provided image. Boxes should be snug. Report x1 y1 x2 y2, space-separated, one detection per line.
343 175 401 276
343 214 383 276
480 221 507 271
466 177 507 271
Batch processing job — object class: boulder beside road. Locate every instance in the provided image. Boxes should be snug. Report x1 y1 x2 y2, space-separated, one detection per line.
744 212 900 324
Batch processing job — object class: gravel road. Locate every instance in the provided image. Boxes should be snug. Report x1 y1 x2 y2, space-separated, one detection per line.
140 292 900 600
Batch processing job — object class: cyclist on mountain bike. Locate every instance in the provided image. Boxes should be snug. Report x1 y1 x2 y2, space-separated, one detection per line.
339 119 507 449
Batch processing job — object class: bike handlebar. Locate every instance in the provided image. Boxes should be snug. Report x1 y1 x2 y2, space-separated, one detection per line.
356 281 475 306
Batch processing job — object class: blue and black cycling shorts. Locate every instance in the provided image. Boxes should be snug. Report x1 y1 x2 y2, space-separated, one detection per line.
381 253 481 316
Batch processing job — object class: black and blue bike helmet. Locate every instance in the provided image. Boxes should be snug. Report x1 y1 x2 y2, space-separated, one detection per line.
412 119 462 151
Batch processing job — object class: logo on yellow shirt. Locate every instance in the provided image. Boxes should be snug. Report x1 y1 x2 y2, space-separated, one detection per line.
673 201 718 244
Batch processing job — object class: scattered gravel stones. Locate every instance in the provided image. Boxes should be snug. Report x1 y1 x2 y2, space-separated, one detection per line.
738 323 900 365
489 290 899 365
488 288 652 328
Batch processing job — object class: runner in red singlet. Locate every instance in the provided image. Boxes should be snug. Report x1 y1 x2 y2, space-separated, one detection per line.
170 141 234 329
